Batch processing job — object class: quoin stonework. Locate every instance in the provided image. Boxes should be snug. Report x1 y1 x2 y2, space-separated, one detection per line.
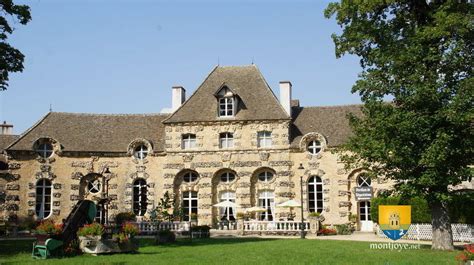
0 65 393 232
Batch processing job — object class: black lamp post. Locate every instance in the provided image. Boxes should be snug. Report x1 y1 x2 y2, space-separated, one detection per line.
298 163 305 239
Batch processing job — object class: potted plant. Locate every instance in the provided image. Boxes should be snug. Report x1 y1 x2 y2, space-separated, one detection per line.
33 220 62 244
77 222 104 251
112 222 139 251
456 243 474 265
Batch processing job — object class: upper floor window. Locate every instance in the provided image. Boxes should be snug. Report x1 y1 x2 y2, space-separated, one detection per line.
133 144 149 160
220 172 236 183
182 134 196 150
216 86 236 117
219 132 234 149
307 140 322 155
183 172 199 183
257 131 272 148
36 143 53 158
258 171 274 182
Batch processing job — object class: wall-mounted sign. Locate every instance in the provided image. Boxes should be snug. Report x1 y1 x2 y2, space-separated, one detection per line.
354 186 373 201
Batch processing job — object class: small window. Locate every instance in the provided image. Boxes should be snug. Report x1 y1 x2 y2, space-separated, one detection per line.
220 172 235 183
133 145 148 160
307 140 322 155
0 162 8 171
183 172 198 183
219 133 234 148
182 134 196 150
257 131 272 148
36 143 53 158
258 171 274 182
87 179 101 194
219 97 234 117
357 175 371 187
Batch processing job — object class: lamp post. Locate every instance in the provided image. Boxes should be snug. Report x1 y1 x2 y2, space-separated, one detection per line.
298 163 305 239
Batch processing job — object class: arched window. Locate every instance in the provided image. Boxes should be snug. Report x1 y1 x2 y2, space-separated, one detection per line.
258 171 274 182
357 174 371 187
220 172 236 183
133 145 149 160
183 172 198 183
133 179 148 216
36 143 53 158
258 191 274 221
36 179 52 219
308 176 323 213
307 140 322 155
219 191 236 221
182 191 198 221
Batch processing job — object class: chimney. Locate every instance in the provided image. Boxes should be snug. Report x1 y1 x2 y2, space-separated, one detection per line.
279 81 292 117
172 86 186 111
0 121 13 135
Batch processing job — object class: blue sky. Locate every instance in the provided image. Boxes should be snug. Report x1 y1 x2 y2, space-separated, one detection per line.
1 0 362 133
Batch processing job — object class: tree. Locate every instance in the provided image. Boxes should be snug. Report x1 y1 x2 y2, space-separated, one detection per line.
325 0 473 250
1 0 31 91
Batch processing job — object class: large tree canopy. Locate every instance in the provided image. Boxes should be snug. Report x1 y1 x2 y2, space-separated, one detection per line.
0 0 31 91
325 0 473 250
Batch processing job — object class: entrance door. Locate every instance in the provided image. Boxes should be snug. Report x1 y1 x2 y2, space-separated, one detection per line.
359 201 373 232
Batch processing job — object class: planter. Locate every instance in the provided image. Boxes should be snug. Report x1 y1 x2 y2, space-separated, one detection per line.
34 233 60 245
155 231 176 244
78 236 138 255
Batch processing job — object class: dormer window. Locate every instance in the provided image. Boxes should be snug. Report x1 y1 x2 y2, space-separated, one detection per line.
182 134 196 150
216 85 237 117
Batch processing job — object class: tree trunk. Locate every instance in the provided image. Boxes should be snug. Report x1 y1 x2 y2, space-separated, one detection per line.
430 200 454 250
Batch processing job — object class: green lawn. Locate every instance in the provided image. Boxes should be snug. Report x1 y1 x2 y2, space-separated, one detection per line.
0 238 460 265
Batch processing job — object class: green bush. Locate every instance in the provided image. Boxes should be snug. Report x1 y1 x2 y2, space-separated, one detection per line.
115 212 136 225
191 225 211 232
334 224 353 235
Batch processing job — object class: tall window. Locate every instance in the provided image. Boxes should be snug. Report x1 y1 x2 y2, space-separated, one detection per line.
133 179 148 216
36 179 52 219
219 97 234 117
258 191 274 221
133 145 149 160
181 134 196 150
183 171 198 183
219 191 236 221
182 191 198 221
36 143 53 158
219 132 234 148
308 176 323 213
257 131 272 148
307 140 322 155
258 171 274 182
220 172 236 183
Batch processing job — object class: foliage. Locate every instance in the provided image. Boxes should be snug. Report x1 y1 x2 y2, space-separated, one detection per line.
34 220 62 235
190 213 198 221
64 239 81 257
325 0 473 250
456 243 474 263
334 224 353 235
122 222 139 237
150 191 182 223
349 213 358 223
15 215 36 231
115 212 136 226
77 222 104 237
190 225 211 233
308 212 321 218
236 212 245 220
156 229 176 244
0 0 32 90
318 228 337 236
112 232 129 244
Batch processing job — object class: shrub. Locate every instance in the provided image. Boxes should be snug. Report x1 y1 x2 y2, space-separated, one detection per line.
334 224 353 235
77 222 104 237
122 222 139 237
115 212 136 226
308 212 321 218
191 225 211 232
456 244 474 263
236 212 245 220
318 228 337 236
113 232 129 244
190 213 198 221
34 220 63 235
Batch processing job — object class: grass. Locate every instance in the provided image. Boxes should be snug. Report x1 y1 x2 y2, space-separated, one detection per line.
0 238 460 265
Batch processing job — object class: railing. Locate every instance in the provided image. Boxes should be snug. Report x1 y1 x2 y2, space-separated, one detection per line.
243 220 310 232
132 221 190 235
376 223 474 242
216 221 237 230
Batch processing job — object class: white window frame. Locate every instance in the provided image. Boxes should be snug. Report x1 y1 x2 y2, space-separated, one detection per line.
220 172 236 183
219 97 235 117
308 176 324 213
182 191 198 221
307 140 322 155
258 171 274 182
219 132 234 149
357 175 372 187
258 191 274 221
36 179 52 219
37 143 53 158
181 134 196 150
87 179 101 194
219 191 236 221
257 131 272 148
133 144 149 160
133 179 148 216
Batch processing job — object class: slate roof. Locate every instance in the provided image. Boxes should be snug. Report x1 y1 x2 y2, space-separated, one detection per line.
0 135 19 151
7 112 169 153
290 105 363 148
164 65 290 123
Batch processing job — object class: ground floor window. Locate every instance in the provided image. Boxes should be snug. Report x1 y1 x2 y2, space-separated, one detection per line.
133 178 148 216
95 203 106 224
182 191 198 221
219 191 236 221
308 176 323 213
36 179 52 219
258 191 274 221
